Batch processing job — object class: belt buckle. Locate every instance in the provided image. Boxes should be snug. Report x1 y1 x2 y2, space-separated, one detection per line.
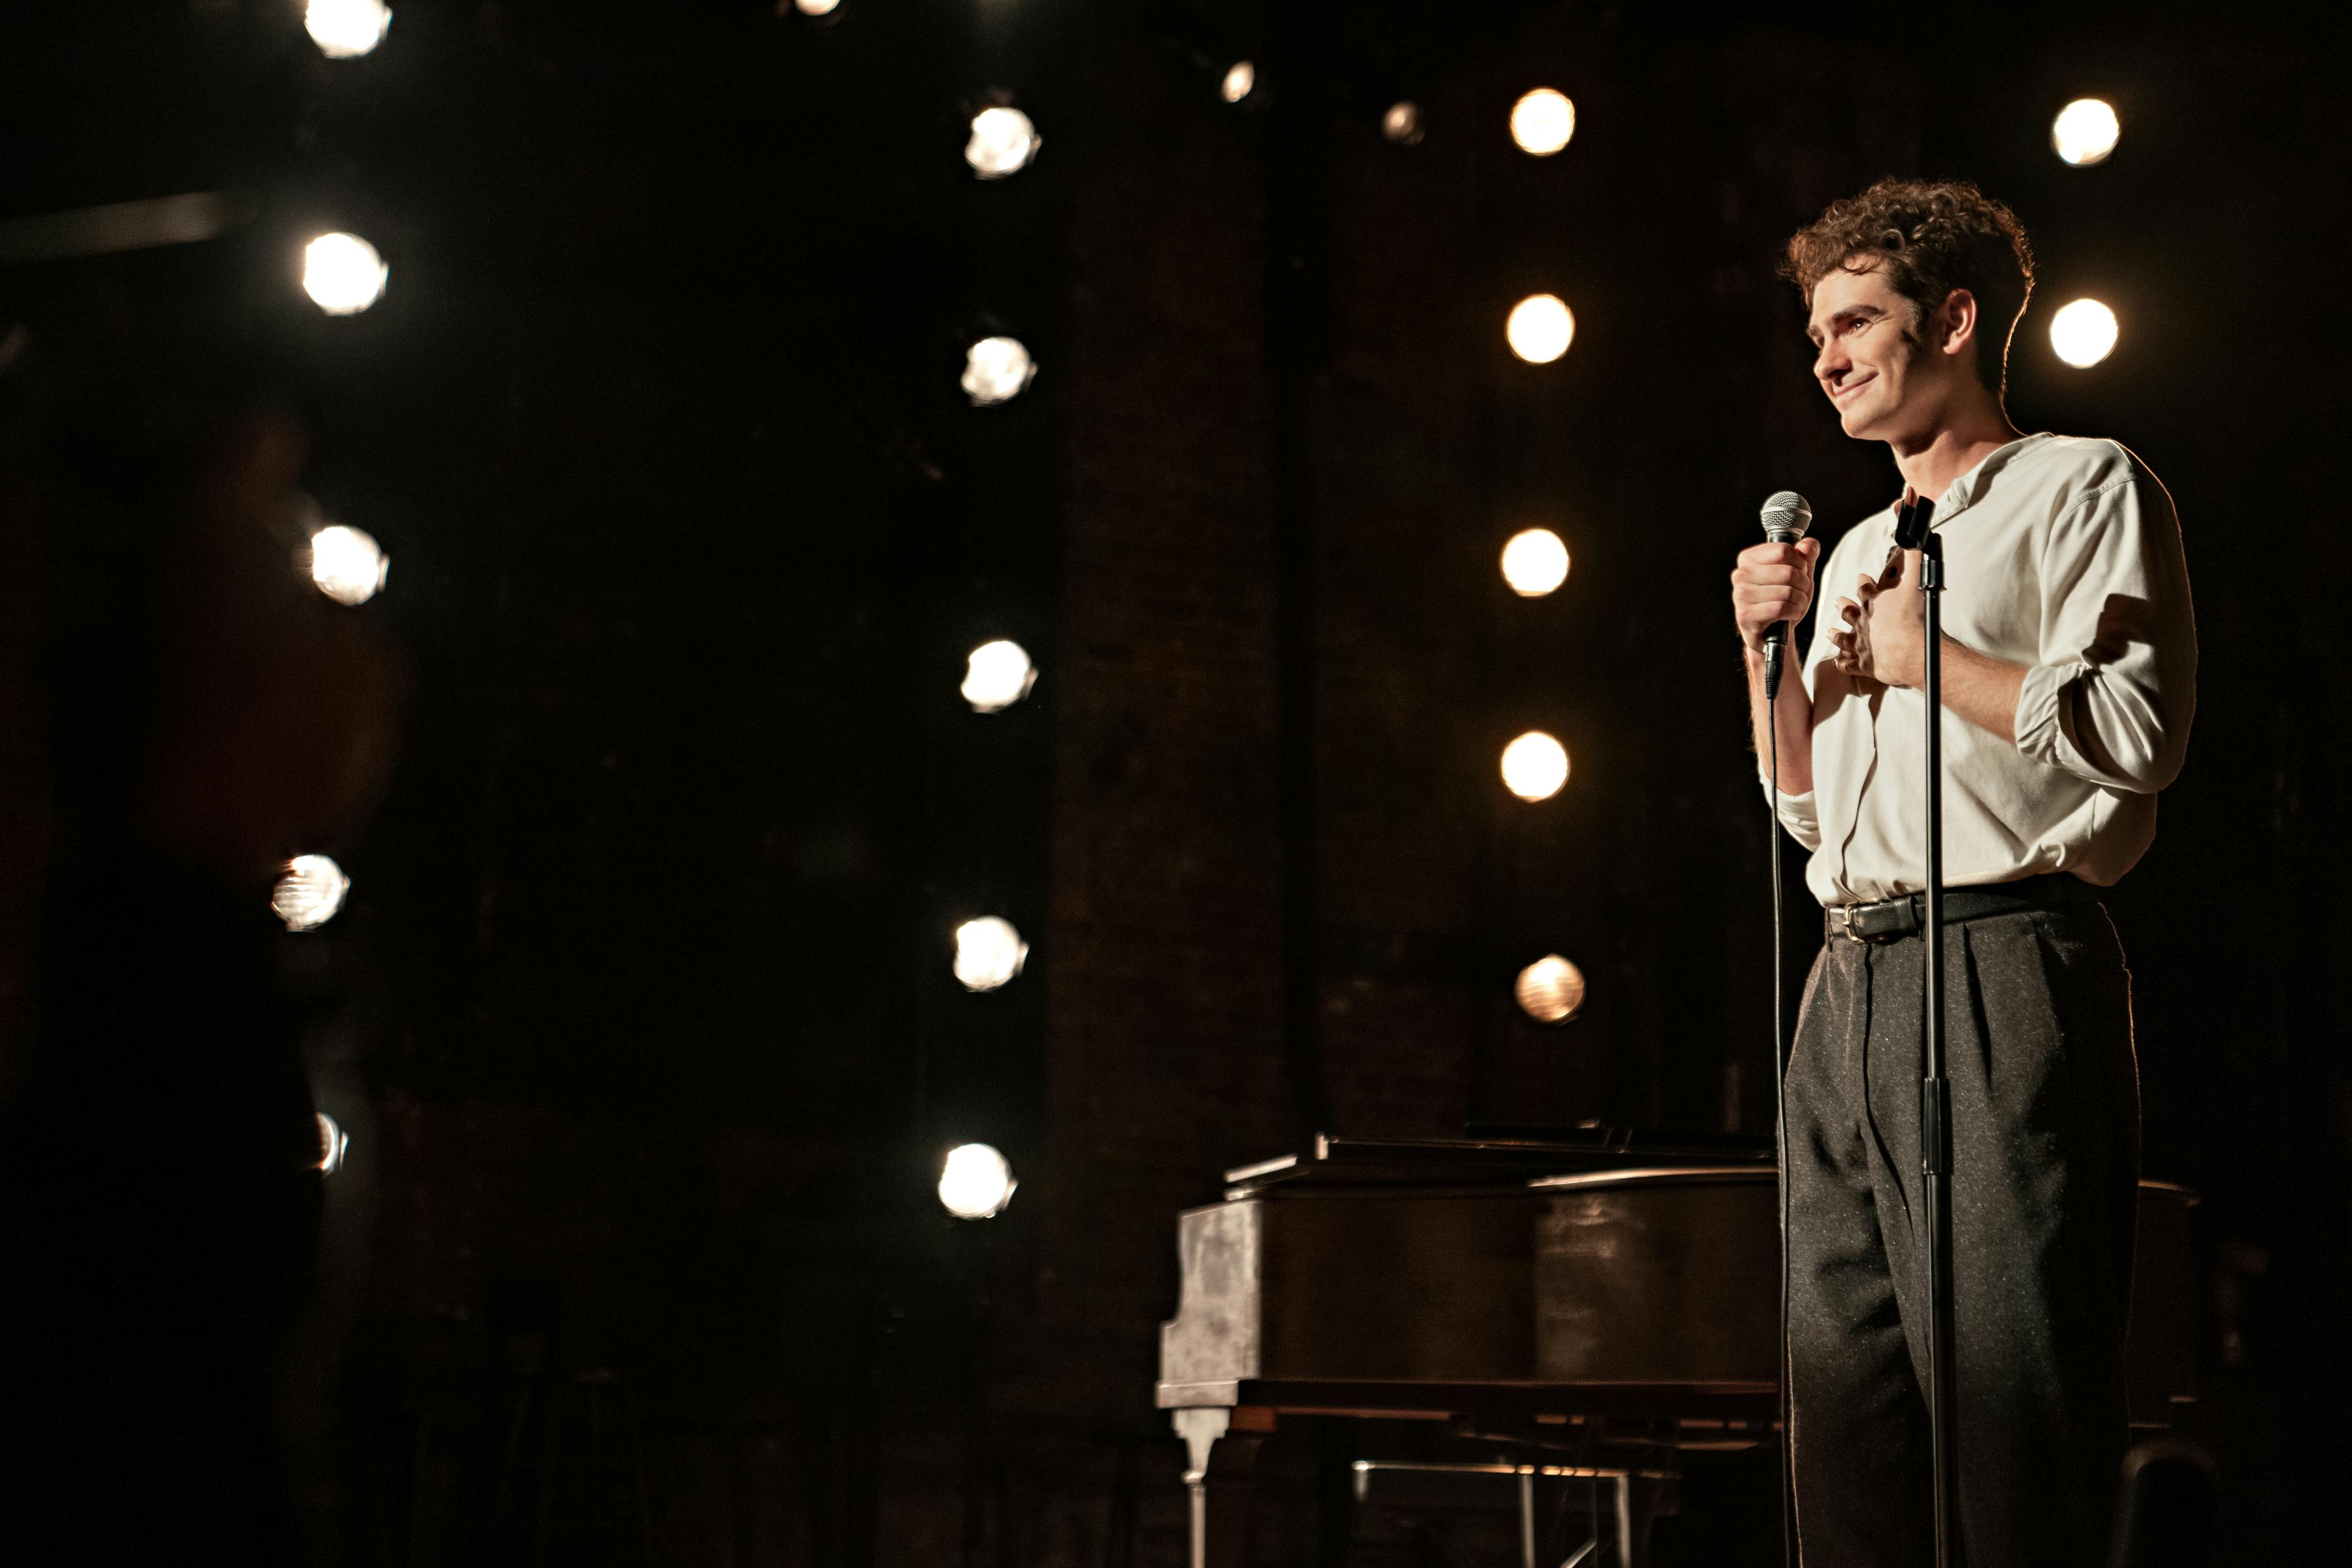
1831 898 1911 943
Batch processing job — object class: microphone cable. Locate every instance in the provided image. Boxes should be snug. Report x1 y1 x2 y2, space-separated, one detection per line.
1769 663 1797 1568
1755 487 1812 1568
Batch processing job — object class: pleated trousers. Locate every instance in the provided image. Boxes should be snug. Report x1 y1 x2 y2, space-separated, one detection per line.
1783 898 2141 1568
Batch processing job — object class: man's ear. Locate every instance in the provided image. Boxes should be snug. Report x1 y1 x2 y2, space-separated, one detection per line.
1938 288 1980 363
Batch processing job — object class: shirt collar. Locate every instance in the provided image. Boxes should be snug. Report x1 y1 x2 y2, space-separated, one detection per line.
1919 431 2055 525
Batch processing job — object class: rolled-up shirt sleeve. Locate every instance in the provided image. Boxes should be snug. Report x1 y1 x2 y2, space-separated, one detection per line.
2012 470 2197 793
1757 773 1822 851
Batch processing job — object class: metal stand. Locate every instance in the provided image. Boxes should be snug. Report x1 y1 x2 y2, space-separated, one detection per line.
1348 1458 1671 1568
1908 497 1961 1568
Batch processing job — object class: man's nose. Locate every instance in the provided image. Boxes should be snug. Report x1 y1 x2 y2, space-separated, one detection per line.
1813 340 1847 385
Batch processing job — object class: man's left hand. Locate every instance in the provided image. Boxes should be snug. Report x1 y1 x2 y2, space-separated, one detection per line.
1828 546 1927 689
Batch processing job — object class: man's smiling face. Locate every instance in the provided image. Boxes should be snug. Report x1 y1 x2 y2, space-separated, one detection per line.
1806 259 1929 442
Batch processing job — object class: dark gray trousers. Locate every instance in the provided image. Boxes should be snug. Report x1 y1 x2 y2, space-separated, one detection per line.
1784 898 2141 1568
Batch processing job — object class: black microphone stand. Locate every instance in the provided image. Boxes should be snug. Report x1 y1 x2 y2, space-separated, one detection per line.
1905 495 1962 1567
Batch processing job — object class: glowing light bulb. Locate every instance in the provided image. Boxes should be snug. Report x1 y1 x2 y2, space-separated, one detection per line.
966 106 1042 178
1500 529 1570 597
1382 101 1424 146
1507 294 1575 363
792 0 841 14
273 855 350 931
315 1112 349 1174
962 639 1037 713
1220 61 1256 104
302 232 387 315
2049 299 2118 368
1501 731 1569 801
1511 89 1576 155
306 523 389 606
305 0 391 58
2051 99 2120 167
938 1143 1016 1218
962 336 1036 405
1515 955 1587 1022
953 917 1028 991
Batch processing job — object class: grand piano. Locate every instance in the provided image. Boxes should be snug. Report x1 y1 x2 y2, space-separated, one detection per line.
1156 1131 2198 1568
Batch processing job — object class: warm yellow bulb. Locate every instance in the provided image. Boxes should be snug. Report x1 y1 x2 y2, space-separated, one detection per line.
953 917 1028 991
302 232 387 315
1500 529 1570 596
2049 299 2118 368
1507 294 1575 363
962 336 1036 405
305 0 391 58
966 107 1041 178
2051 99 2120 166
938 1143 1017 1218
306 523 388 606
314 1112 349 1173
1511 89 1576 155
1501 731 1569 801
273 855 350 930
1515 955 1587 1022
961 639 1036 713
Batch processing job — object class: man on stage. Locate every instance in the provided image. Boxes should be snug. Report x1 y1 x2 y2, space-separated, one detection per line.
1729 179 2197 1565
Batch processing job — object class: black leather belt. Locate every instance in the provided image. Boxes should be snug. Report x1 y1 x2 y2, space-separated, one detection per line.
1825 872 2096 944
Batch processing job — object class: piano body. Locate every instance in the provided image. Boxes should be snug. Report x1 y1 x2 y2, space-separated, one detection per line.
1156 1133 2197 1568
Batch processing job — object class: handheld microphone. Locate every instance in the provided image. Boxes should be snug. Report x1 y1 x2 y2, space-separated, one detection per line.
1759 490 1813 700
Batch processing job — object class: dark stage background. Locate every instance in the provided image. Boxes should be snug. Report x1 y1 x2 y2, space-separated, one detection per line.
1 1 2345 1562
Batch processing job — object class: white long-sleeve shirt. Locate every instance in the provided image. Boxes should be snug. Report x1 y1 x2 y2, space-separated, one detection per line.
1765 432 2197 907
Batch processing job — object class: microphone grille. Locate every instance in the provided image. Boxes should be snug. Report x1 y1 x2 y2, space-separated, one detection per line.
1759 490 1814 540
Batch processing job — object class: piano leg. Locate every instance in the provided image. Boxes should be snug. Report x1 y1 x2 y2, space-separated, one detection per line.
1173 1406 1275 1568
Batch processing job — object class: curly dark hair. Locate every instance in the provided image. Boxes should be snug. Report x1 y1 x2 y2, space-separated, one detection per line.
1782 178 2035 397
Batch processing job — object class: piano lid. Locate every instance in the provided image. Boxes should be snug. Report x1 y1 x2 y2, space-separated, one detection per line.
1222 1125 1773 1196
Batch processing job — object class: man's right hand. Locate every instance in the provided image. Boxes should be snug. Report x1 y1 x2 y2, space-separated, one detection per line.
1731 537 1821 655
